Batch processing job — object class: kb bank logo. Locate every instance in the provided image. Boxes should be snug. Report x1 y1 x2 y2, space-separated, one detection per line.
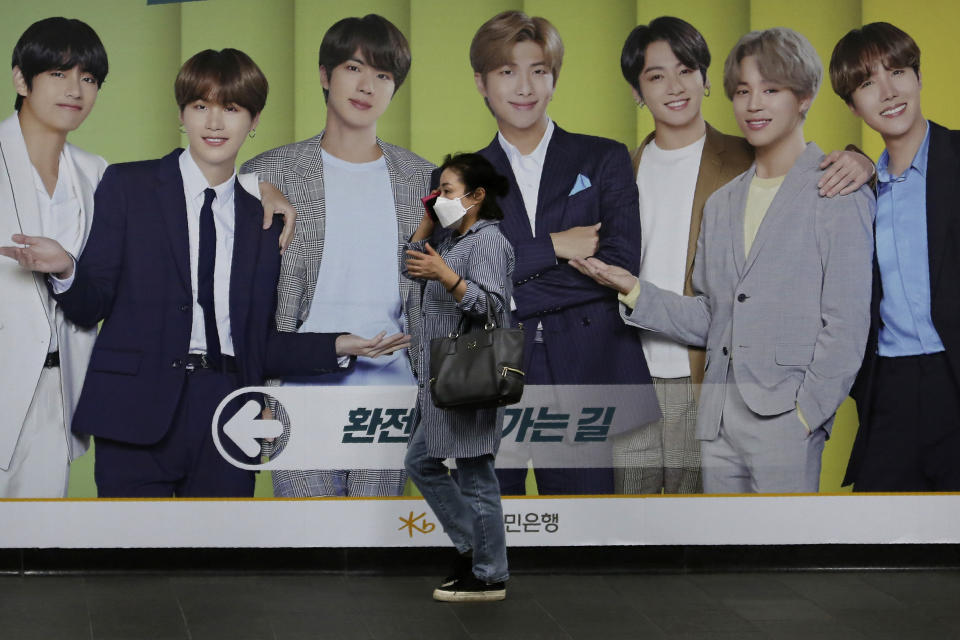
398 511 436 538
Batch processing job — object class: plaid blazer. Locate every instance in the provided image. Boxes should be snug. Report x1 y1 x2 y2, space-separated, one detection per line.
241 133 435 372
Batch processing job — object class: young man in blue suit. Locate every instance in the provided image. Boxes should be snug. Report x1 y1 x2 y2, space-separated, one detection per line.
468 11 661 495
1 49 407 497
831 23 960 491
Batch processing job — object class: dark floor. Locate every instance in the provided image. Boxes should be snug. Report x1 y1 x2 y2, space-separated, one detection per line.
2 570 960 639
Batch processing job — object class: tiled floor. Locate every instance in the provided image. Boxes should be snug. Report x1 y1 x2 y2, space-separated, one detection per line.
1 570 960 639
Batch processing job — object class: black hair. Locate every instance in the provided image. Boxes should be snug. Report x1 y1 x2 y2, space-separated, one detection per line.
620 16 710 97
439 153 509 221
12 17 108 111
318 14 411 101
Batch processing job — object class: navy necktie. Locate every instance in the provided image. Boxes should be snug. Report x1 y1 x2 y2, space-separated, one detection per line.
197 187 221 365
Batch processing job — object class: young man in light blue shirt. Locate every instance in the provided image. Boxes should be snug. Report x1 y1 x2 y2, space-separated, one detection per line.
831 22 960 491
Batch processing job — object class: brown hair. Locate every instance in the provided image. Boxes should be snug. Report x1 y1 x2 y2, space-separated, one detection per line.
470 10 564 84
830 22 920 104
175 48 268 115
723 28 822 106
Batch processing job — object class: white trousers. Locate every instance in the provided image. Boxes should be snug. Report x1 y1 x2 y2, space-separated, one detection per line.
0 366 70 497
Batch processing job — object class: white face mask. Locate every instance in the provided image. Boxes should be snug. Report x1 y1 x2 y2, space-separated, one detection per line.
434 194 475 229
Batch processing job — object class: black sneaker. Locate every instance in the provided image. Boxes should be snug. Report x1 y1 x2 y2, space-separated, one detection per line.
433 573 506 602
439 550 473 588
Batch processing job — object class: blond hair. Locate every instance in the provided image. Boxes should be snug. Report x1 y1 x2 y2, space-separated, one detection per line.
470 10 564 84
723 28 821 105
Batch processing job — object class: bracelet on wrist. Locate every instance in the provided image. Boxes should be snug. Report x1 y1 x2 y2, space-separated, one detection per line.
446 276 463 293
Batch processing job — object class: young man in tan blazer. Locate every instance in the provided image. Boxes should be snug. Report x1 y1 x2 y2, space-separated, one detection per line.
596 20 875 494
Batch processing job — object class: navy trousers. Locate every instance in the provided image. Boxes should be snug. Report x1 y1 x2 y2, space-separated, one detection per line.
94 367 256 497
496 342 615 495
854 353 960 492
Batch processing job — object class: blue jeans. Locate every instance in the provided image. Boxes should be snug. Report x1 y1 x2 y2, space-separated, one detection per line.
404 424 509 583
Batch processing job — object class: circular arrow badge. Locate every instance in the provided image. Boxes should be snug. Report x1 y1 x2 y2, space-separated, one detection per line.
214 391 287 468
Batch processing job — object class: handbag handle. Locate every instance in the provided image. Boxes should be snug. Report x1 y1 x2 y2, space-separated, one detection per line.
450 289 505 338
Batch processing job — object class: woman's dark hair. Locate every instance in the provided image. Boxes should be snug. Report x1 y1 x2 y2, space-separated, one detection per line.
621 16 710 97
439 153 509 221
12 17 108 111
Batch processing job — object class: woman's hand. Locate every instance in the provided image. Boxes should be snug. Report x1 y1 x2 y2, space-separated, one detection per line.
569 256 638 295
335 331 412 359
405 243 458 287
410 189 438 242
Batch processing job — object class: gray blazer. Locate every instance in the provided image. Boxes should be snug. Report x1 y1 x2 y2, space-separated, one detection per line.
624 143 875 440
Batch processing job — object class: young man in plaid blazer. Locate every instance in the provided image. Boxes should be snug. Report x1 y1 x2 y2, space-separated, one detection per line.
241 14 434 497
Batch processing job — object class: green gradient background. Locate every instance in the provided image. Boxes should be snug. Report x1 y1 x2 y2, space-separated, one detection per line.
2 0 955 497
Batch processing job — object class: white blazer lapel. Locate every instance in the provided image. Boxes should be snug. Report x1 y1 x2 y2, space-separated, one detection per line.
0 114 42 239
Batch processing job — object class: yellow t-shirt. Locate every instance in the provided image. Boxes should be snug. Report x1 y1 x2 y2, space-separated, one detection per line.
743 174 786 257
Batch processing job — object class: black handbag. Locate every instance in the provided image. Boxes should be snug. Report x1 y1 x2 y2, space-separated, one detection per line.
429 290 525 409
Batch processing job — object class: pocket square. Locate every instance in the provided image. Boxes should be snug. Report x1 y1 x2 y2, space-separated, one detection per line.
569 173 592 196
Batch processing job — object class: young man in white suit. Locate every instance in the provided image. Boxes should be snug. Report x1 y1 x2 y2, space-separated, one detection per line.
574 28 875 493
0 18 109 498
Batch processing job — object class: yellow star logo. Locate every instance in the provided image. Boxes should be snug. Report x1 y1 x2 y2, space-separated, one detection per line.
398 511 436 537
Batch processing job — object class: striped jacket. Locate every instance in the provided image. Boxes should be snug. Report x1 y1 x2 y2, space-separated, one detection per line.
404 219 515 459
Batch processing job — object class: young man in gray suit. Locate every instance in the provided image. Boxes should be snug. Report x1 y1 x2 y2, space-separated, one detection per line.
614 17 875 496
573 28 876 493
241 15 433 497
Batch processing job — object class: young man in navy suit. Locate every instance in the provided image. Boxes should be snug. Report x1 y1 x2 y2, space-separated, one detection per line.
468 11 661 495
831 23 960 491
1 49 407 498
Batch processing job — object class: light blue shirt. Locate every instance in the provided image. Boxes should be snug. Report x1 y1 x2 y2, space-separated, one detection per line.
875 120 945 356
286 149 415 386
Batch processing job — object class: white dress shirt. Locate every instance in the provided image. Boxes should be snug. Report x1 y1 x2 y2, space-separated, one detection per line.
179 148 238 357
497 117 555 236
33 153 83 353
636 136 704 378
498 118 555 321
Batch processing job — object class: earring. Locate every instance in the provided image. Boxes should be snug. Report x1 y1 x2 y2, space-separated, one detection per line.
249 129 256 139
704 87 711 97
179 124 186 134
636 98 645 109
